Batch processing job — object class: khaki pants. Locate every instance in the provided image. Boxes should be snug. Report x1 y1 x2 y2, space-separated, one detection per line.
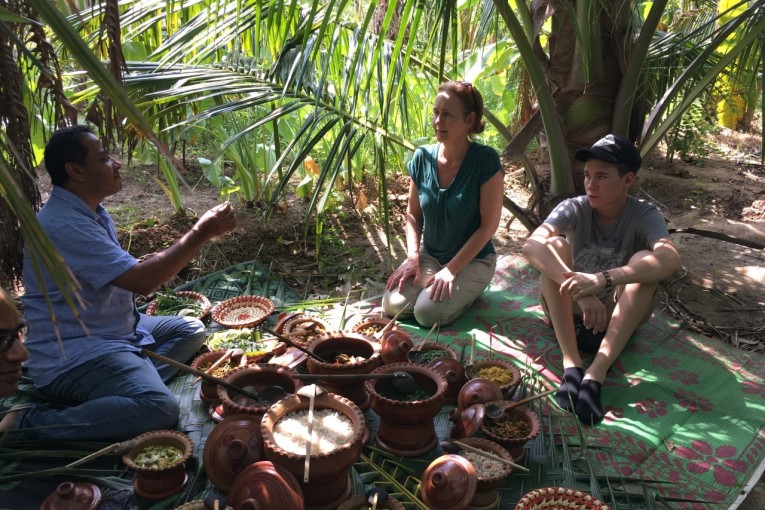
383 250 496 327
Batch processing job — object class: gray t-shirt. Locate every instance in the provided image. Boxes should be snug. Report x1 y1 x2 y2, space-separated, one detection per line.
545 195 669 274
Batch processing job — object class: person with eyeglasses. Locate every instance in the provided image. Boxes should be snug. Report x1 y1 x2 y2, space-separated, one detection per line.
0 286 29 398
5 125 237 440
383 81 504 327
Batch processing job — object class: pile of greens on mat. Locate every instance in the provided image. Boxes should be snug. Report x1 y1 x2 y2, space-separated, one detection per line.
152 289 205 317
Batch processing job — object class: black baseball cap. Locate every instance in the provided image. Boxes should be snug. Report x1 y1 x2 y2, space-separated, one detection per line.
575 134 641 172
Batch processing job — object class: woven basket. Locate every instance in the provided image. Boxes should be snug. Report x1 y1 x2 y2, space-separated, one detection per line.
145 291 211 319
210 295 275 329
515 488 610 510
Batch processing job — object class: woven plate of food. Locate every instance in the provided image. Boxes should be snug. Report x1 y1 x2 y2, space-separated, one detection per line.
145 290 212 319
210 295 275 329
515 488 609 510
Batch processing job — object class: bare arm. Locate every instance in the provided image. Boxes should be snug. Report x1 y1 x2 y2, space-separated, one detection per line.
111 202 237 296
522 223 571 284
387 180 424 291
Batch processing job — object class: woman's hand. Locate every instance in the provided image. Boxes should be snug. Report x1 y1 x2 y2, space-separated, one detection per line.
575 295 608 334
425 267 456 302
387 257 420 292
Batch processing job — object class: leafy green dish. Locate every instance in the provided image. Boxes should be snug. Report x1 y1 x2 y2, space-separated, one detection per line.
207 328 279 355
149 289 209 317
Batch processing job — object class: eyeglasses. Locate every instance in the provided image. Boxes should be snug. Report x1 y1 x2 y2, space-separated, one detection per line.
0 320 27 354
458 80 478 111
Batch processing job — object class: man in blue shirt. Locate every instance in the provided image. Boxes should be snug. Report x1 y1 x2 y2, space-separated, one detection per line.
3 125 237 440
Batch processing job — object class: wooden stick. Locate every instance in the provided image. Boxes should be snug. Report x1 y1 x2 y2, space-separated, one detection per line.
65 439 136 468
192 349 234 386
469 332 476 366
303 384 317 483
374 303 411 339
452 440 529 472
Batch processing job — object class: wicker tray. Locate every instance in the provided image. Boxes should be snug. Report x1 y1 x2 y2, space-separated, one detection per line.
210 295 275 329
515 488 610 510
145 290 211 319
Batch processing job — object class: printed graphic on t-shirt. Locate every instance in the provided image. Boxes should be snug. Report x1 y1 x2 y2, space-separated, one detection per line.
574 245 625 273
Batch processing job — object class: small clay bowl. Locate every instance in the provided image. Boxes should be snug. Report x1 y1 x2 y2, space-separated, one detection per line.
145 290 211 319
467 359 521 396
276 314 332 347
412 342 458 364
452 437 513 491
350 317 394 337
218 364 301 418
480 405 541 462
122 430 193 500
190 349 244 404
457 378 504 410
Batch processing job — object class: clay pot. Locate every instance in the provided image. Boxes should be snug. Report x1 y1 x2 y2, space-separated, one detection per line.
337 495 406 510
457 378 503 411
421 454 477 510
479 405 541 462
261 392 365 510
449 404 486 439
515 487 609 510
218 364 302 419
40 482 101 510
122 430 193 500
276 313 332 347
427 356 466 403
191 349 245 404
365 363 447 456
380 330 414 364
350 317 394 337
175 501 232 510
228 460 305 510
203 414 264 492
306 332 382 409
467 360 521 397
453 437 513 510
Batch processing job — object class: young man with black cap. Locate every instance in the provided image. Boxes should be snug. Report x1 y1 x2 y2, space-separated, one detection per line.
522 134 681 425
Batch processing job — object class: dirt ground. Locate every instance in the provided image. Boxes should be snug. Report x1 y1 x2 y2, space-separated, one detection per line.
85 129 765 353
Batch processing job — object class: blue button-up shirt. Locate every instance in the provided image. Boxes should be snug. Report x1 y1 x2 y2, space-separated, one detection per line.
22 187 154 387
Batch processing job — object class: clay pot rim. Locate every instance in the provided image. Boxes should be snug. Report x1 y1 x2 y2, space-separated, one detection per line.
480 405 541 444
145 290 211 319
365 362 447 406
350 316 394 334
417 342 458 360
306 332 383 370
261 392 365 461
468 359 522 390
451 436 513 483
211 295 275 329
122 430 194 472
217 363 299 411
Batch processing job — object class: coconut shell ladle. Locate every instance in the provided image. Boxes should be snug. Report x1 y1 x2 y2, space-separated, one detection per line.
406 323 439 363
141 349 288 405
292 371 418 394
483 388 557 419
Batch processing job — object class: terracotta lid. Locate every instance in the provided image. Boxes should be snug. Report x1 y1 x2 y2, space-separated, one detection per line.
228 460 305 510
380 330 413 364
427 357 465 400
457 378 503 410
449 403 485 439
421 454 477 510
40 482 101 510
203 414 264 492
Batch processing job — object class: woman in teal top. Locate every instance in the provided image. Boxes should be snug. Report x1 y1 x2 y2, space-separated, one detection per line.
383 81 504 327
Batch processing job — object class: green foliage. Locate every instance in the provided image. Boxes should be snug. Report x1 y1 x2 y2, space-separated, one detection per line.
665 97 720 164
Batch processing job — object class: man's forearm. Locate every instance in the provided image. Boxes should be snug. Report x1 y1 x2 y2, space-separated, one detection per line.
522 236 573 284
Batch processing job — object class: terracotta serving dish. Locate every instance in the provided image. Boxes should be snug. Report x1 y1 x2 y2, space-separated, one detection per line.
412 342 458 364
218 364 301 419
228 460 305 510
276 313 332 347
421 454 477 510
380 330 414 364
467 359 521 396
457 378 503 411
453 437 513 508
479 405 541 462
350 316 394 337
190 349 246 403
337 495 406 510
305 332 382 409
515 487 609 510
211 295 275 329
145 290 211 319
365 362 447 456
427 356 465 404
40 482 101 510
203 414 264 492
122 430 193 500
261 392 366 510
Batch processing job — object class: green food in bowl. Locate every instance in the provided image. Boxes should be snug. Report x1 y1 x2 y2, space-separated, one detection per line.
133 445 183 469
207 328 278 355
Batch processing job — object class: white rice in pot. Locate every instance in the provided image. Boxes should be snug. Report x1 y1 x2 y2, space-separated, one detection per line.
273 409 354 455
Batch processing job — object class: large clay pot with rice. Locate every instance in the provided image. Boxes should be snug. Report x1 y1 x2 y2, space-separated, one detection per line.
260 392 366 510
305 332 382 409
365 363 447 456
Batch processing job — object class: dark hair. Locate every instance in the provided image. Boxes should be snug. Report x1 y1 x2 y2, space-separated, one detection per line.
43 125 95 186
615 163 634 177
438 81 486 136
